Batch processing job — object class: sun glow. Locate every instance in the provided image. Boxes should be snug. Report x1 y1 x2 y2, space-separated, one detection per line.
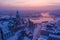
30 12 54 23
41 12 50 17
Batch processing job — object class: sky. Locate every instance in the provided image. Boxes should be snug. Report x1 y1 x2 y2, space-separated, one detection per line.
0 0 60 17
0 0 60 7
0 0 60 14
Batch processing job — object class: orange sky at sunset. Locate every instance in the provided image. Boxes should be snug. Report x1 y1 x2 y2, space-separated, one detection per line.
0 0 60 7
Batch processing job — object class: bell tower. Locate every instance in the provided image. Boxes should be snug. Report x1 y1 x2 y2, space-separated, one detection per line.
16 11 20 20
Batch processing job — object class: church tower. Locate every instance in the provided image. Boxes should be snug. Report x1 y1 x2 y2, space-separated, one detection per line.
16 11 21 20
15 10 24 25
15 10 21 25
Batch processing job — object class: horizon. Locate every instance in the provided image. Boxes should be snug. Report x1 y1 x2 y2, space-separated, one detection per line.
0 0 60 17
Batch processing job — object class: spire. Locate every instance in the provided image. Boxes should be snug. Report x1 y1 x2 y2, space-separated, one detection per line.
16 10 20 20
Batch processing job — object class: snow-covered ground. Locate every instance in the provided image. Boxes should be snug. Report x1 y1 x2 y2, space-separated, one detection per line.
0 17 60 40
0 21 10 34
0 21 31 40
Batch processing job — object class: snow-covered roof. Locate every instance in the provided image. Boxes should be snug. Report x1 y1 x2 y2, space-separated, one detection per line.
7 30 31 40
30 17 54 24
49 34 60 39
7 31 21 40
38 35 48 40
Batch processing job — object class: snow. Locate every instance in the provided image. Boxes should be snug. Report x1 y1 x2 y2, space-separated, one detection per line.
24 36 31 40
7 31 21 40
49 34 60 39
1 20 60 40
0 15 60 40
0 21 31 40
7 30 31 40
32 24 42 40
38 35 48 40
0 21 10 34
